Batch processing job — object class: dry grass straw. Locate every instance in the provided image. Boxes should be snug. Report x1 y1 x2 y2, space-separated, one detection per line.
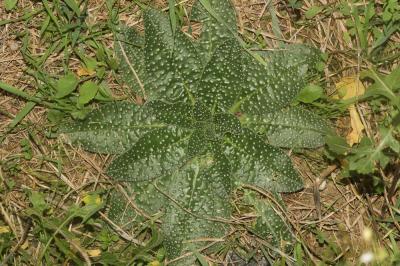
0 0 398 264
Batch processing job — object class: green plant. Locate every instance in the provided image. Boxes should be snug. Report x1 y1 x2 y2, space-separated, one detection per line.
326 67 400 196
340 0 400 61
61 0 330 264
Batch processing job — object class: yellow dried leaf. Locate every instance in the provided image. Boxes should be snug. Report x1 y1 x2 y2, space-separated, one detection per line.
148 261 161 266
82 193 102 206
0 226 10 234
335 76 366 146
77 67 95 77
335 76 365 100
87 249 101 257
21 241 29 250
347 106 365 146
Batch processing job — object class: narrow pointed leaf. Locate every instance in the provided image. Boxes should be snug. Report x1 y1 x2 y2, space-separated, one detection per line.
169 31 203 95
115 27 146 96
143 9 174 97
191 0 237 60
244 192 294 252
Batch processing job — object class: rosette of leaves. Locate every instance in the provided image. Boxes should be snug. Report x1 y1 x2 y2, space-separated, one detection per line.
61 0 330 264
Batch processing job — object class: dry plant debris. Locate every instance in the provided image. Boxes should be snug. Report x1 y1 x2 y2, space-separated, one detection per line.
0 0 399 265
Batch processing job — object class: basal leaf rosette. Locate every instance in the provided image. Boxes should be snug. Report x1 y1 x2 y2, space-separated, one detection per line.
61 0 331 264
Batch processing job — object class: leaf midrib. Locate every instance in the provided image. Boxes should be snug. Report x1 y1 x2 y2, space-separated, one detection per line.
253 121 328 134
68 124 171 133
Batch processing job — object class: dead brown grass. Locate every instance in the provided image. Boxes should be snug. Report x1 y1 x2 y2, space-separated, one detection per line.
1 0 398 265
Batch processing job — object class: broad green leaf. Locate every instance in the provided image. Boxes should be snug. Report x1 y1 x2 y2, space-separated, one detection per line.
161 153 232 261
61 102 156 154
118 27 202 103
384 67 400 92
94 83 113 101
244 107 331 148
29 191 48 213
146 101 194 128
305 6 323 19
108 152 232 264
187 129 211 156
296 84 324 103
193 101 212 121
62 0 331 262
107 127 191 181
259 44 323 76
325 135 350 155
54 73 79 99
67 202 104 223
225 129 303 192
348 128 399 174
240 52 308 115
213 112 241 135
4 0 18 11
169 30 203 96
78 81 99 105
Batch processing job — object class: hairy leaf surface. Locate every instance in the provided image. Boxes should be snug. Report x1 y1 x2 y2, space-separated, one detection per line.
245 107 331 148
225 129 303 192
62 0 331 263
61 102 155 154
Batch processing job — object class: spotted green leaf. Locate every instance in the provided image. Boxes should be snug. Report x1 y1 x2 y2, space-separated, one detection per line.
244 192 294 252
191 0 237 61
115 27 145 97
196 41 244 110
62 0 330 263
244 107 331 148
225 129 303 192
117 10 204 101
109 149 232 264
107 127 191 182
60 102 155 154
